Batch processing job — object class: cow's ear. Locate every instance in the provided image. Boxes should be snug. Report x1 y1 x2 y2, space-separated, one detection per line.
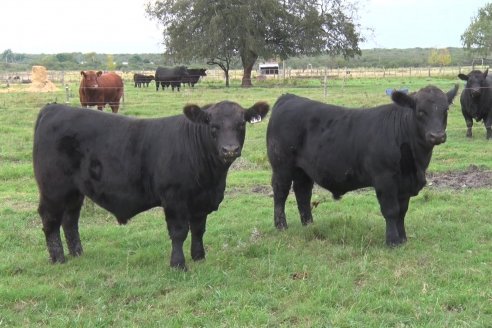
183 104 210 124
458 73 468 81
245 101 270 123
80 71 86 77
392 91 416 110
484 68 489 79
96 71 103 77
447 84 459 105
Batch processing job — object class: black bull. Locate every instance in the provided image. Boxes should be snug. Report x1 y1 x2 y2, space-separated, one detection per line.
267 85 458 246
33 101 269 270
458 69 492 139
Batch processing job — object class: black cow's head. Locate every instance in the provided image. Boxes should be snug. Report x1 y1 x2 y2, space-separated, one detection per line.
392 84 459 146
183 101 270 164
458 69 488 99
80 70 103 89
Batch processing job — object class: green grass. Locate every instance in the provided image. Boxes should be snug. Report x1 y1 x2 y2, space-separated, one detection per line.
0 77 491 327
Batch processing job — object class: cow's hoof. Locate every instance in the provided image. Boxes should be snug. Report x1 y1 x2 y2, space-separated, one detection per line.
301 218 313 226
386 237 406 247
50 256 66 264
275 223 288 231
191 253 205 262
171 264 188 272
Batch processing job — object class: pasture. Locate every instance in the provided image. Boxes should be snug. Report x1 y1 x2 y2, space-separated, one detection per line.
0 76 491 327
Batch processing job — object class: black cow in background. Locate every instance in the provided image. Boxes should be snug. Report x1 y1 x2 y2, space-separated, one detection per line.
33 101 270 270
155 66 188 92
182 68 207 87
267 85 458 246
458 69 492 139
133 73 154 88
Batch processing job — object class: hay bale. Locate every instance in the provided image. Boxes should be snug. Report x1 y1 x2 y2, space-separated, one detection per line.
27 65 58 92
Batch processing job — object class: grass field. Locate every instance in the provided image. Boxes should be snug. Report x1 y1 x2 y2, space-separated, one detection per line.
0 77 491 327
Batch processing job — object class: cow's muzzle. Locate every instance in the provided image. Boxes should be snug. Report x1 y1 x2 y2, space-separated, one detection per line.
221 145 241 162
427 131 446 145
471 89 481 98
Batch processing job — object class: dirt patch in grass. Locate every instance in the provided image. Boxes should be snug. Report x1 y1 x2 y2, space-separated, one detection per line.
427 165 492 190
228 165 492 197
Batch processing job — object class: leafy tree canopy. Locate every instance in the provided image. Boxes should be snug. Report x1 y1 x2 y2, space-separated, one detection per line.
146 0 363 86
461 3 492 57
428 48 452 67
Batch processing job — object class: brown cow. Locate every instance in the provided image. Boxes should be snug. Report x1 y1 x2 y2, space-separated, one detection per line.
79 71 124 113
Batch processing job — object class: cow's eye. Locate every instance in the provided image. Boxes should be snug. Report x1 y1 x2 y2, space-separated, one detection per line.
417 110 425 117
210 125 219 137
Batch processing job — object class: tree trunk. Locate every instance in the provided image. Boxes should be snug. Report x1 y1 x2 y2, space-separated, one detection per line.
207 59 231 88
241 50 258 88
241 63 254 87
224 70 230 87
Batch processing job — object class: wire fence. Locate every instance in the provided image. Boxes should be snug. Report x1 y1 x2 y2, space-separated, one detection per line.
1 65 489 87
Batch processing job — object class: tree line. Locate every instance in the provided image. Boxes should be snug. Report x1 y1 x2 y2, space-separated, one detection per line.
0 47 484 74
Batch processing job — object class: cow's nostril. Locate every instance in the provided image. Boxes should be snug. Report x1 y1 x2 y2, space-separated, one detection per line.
222 145 240 156
428 132 446 144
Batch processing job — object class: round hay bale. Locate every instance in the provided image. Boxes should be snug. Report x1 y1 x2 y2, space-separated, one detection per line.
27 65 58 92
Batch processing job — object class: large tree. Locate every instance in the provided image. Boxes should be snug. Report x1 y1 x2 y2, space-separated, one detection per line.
1 49 14 63
461 3 492 57
146 0 363 87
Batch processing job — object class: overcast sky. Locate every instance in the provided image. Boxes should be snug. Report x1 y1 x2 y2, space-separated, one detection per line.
0 0 487 54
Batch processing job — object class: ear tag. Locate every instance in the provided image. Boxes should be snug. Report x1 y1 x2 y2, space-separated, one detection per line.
250 115 262 124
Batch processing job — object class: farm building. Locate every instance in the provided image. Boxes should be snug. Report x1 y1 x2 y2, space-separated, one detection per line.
259 62 279 75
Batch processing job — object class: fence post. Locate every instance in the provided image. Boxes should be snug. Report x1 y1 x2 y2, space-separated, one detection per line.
282 60 286 83
65 84 70 104
323 67 328 98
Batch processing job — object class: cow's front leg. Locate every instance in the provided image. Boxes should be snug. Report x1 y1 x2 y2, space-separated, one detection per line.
190 215 207 261
462 108 473 138
397 195 410 243
164 207 190 270
466 121 474 138
375 180 403 246
484 116 492 140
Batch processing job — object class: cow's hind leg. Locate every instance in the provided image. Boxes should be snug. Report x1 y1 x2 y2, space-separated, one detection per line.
293 168 314 226
62 192 85 257
190 215 207 261
164 206 190 270
38 196 65 263
271 170 293 230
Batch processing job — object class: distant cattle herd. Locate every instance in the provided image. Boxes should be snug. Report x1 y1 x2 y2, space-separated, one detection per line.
134 66 207 91
30 66 491 270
